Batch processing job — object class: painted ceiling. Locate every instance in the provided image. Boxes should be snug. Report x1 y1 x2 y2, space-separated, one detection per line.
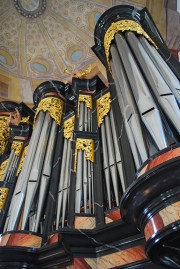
0 0 179 106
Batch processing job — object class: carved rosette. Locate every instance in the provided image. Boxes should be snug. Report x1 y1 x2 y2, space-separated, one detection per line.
16 146 28 176
96 92 111 127
34 97 63 125
78 95 92 117
0 116 10 155
104 19 157 70
11 141 24 157
0 188 9 210
74 138 94 172
63 115 75 141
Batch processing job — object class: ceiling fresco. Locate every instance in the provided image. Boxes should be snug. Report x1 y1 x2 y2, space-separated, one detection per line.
0 0 179 105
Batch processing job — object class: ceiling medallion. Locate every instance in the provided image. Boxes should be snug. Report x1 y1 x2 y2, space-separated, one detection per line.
13 0 46 18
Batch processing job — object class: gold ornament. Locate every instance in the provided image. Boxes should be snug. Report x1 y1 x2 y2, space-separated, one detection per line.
11 141 24 157
0 159 8 181
104 19 157 71
78 95 92 117
96 92 111 127
74 138 94 172
20 116 30 123
64 64 92 78
16 146 28 176
0 188 9 210
0 116 10 155
64 115 75 141
34 97 63 125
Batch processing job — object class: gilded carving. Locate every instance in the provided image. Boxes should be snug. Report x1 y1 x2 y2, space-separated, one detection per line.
64 64 92 78
0 116 10 155
64 115 75 140
96 92 111 127
104 19 157 70
11 141 24 157
78 95 92 117
20 116 30 123
34 97 63 125
74 138 94 172
0 188 9 210
16 146 28 176
0 159 8 181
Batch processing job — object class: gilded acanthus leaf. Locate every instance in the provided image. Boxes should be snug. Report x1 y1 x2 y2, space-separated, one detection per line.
96 92 111 127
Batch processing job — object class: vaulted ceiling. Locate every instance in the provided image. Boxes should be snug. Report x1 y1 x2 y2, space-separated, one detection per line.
0 0 179 106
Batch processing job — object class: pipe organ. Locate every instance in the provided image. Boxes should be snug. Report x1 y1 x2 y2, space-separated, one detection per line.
0 4 180 269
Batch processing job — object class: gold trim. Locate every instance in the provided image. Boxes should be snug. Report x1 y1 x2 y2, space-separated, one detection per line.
74 138 94 172
96 92 111 127
20 116 30 123
78 95 92 117
0 188 9 210
104 19 157 70
0 116 9 155
16 146 28 176
64 115 75 141
34 97 63 125
0 159 8 181
64 64 92 78
11 141 24 157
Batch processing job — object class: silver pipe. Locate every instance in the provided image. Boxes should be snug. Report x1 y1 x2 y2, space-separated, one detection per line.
140 36 180 104
110 48 148 165
83 151 88 213
109 109 126 192
34 120 57 232
100 121 111 209
90 162 94 214
61 139 72 227
105 115 119 206
126 31 180 133
5 111 45 231
56 138 68 229
87 108 91 132
8 154 19 183
87 160 92 213
84 105 88 132
115 33 167 150
21 112 52 230
1 150 15 182
78 102 84 131
75 150 83 213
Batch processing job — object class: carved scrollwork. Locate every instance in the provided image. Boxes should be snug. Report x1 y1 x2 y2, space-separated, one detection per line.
20 116 30 123
64 115 75 141
74 138 94 172
11 141 24 157
104 19 157 71
34 97 63 125
78 95 92 117
0 159 8 181
96 92 111 127
0 188 9 210
0 116 10 155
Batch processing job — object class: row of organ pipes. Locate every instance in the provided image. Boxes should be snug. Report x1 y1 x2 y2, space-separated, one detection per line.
0 29 179 245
